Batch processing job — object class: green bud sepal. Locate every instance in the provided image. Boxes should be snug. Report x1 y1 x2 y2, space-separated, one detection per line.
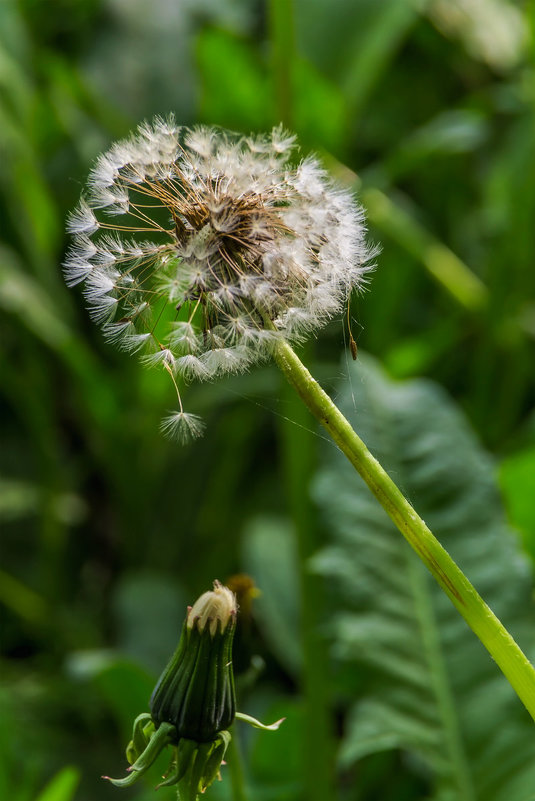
103 721 175 787
168 731 232 800
126 713 154 765
235 711 285 731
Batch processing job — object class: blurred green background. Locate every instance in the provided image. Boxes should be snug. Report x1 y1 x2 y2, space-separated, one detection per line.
1 1 534 800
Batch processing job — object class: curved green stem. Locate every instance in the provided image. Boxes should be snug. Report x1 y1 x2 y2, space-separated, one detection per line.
272 338 535 721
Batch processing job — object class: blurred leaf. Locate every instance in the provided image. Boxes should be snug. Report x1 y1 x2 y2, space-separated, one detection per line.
247 695 304 800
342 0 421 118
295 0 419 92
293 57 346 151
0 246 72 349
34 767 79 801
0 31 32 117
383 320 461 378
500 447 535 561
242 517 301 676
196 27 272 130
295 0 420 120
112 572 187 675
362 187 489 311
404 108 488 155
425 0 528 71
8 148 62 268
67 653 154 741
0 245 123 436
312 356 535 800
94 659 155 736
0 568 49 626
0 477 40 521
0 477 85 525
0 66 61 273
381 109 489 182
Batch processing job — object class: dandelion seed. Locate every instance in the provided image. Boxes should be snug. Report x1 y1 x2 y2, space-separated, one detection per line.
63 257 94 287
87 294 119 324
65 116 373 440
141 348 176 370
121 332 153 353
167 321 200 353
160 412 206 444
103 320 135 345
175 354 208 381
201 347 251 377
66 200 98 235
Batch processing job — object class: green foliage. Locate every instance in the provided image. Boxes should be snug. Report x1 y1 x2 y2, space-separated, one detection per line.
197 28 272 132
1 0 534 799
35 768 80 801
242 517 301 677
500 445 535 561
313 357 535 800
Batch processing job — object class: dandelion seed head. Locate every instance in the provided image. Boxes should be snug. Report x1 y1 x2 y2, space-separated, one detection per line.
65 116 374 439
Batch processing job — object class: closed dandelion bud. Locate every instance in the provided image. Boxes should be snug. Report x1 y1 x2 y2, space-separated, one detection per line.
150 581 237 742
103 581 283 798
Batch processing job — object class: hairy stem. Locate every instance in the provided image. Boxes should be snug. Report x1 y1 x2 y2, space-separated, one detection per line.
272 338 535 721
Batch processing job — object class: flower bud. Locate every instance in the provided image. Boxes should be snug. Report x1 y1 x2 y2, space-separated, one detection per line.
187 581 236 635
150 581 237 742
104 580 281 797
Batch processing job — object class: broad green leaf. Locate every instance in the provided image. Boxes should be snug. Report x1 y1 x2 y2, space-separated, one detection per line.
312 356 535 801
